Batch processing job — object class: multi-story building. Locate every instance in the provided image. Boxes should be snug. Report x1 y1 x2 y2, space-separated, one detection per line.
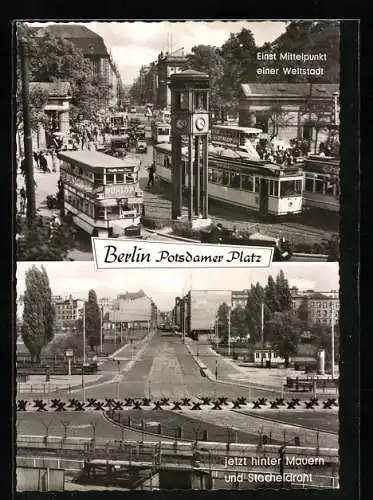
32 24 123 108
292 289 339 326
135 49 188 109
173 290 232 338
108 290 158 329
53 294 85 328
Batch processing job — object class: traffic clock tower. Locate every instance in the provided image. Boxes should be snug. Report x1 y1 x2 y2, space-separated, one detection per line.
170 70 210 224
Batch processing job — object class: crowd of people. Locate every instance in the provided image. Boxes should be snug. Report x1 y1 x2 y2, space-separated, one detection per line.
255 135 339 166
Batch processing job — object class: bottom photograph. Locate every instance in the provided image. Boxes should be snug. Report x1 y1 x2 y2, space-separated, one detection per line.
16 262 339 492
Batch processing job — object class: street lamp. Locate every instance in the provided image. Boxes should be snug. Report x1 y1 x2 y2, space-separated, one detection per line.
260 302 264 368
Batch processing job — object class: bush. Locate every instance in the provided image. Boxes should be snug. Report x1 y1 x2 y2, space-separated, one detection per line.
16 214 76 261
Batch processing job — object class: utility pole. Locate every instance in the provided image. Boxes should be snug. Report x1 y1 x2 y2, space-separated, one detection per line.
100 306 103 355
82 301 86 400
227 306 231 357
19 38 36 223
331 308 335 380
261 302 264 368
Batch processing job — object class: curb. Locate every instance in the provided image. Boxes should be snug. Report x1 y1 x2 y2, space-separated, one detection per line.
184 341 281 394
101 411 195 443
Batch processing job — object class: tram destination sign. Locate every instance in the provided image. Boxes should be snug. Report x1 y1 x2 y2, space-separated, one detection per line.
104 184 137 197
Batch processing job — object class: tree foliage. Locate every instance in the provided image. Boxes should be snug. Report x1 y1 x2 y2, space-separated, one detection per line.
16 22 112 127
16 215 76 261
84 290 101 350
21 265 55 363
267 311 302 367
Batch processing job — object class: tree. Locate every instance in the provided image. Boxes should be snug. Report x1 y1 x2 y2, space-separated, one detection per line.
16 215 76 261
245 282 270 343
275 270 293 311
230 305 248 337
264 275 280 314
297 298 309 326
267 311 302 367
187 44 225 112
269 21 340 83
17 22 111 126
267 104 294 140
220 28 258 109
216 302 230 341
21 265 55 363
85 290 101 351
300 89 335 154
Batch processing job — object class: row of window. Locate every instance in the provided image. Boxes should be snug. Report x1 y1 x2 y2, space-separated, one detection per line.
305 174 340 196
175 91 208 111
310 301 339 308
62 163 137 186
156 156 302 196
65 189 142 220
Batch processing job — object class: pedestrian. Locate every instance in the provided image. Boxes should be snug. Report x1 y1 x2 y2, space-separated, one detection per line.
33 151 39 169
19 187 26 214
39 152 48 172
147 164 155 188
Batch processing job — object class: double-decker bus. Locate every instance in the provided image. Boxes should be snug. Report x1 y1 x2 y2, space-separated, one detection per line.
153 143 304 216
211 125 263 157
151 121 171 144
58 150 144 237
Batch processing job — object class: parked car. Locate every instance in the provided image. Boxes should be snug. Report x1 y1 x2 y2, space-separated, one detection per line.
130 106 137 113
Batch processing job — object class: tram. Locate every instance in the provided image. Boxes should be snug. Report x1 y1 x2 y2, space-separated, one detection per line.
151 121 171 144
153 143 304 216
301 155 340 212
58 150 144 237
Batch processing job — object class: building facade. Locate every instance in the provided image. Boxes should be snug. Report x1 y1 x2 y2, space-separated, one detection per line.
53 295 84 328
33 24 123 109
108 291 158 328
238 83 340 151
135 50 188 109
292 289 339 326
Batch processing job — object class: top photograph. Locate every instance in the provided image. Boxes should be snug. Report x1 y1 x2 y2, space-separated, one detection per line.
15 20 340 262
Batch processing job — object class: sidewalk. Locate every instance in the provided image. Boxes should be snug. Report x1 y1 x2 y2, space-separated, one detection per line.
185 338 338 396
17 374 103 393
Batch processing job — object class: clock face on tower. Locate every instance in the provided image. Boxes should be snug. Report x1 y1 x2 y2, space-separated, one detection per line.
176 119 187 130
195 117 206 131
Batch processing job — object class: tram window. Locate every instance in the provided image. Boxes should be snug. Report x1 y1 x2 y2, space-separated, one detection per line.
222 170 230 186
273 180 279 197
230 172 240 189
126 174 135 183
116 173 124 184
295 180 302 193
106 174 114 184
208 168 213 182
239 134 246 146
254 177 260 193
305 176 314 192
241 175 254 191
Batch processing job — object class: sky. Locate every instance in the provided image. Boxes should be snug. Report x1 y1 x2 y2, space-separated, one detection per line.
27 20 287 85
16 262 339 312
